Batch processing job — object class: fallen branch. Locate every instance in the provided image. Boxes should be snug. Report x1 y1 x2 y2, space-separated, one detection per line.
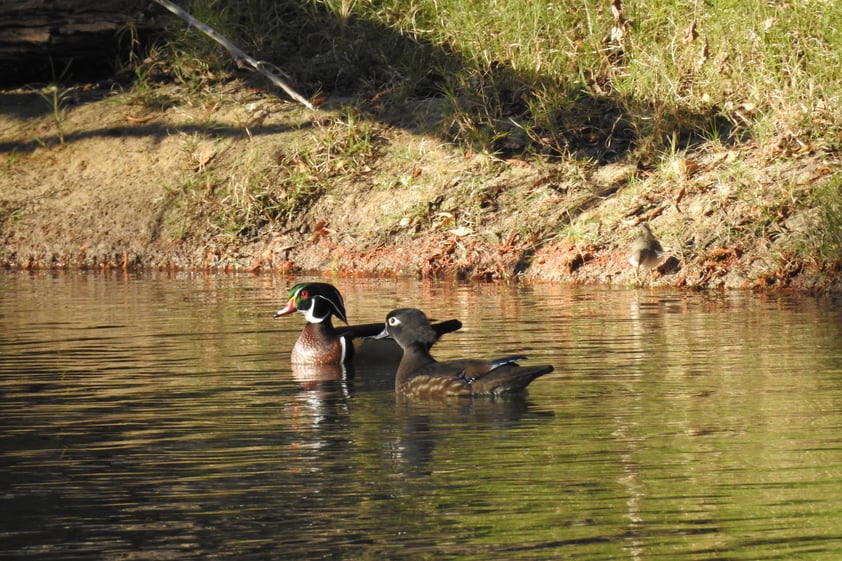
152 0 316 111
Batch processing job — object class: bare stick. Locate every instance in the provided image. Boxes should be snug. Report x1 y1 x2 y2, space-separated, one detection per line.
152 0 316 110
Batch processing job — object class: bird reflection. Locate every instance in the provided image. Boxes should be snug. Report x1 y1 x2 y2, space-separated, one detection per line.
291 362 354 387
387 397 541 479
387 413 436 478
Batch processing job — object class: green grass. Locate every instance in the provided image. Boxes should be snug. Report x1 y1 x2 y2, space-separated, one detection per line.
34 83 75 145
808 173 842 265
141 0 842 161
158 105 382 240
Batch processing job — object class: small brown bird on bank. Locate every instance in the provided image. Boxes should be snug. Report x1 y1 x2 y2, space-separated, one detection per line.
628 223 664 283
375 308 554 400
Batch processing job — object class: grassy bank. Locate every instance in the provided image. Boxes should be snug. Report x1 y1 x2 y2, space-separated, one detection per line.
4 0 842 287
146 0 842 159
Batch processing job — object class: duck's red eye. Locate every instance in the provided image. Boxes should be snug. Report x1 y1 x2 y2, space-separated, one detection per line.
300 290 309 299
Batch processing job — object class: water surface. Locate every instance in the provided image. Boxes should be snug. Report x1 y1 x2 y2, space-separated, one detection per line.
2 271 842 560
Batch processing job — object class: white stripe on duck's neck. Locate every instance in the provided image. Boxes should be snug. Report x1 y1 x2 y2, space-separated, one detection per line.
303 306 330 323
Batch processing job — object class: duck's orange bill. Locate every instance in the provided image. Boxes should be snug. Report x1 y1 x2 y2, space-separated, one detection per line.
273 297 297 318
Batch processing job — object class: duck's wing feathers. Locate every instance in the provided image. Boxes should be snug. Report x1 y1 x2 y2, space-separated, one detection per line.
443 357 553 396
397 356 554 398
468 363 555 396
338 322 390 339
343 319 463 341
488 355 527 370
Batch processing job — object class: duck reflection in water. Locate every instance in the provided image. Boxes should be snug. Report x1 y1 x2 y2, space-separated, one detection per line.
289 353 408 394
387 397 540 480
290 362 350 386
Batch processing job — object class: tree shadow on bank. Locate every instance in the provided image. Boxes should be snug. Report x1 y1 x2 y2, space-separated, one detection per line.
239 1 738 163
0 0 737 163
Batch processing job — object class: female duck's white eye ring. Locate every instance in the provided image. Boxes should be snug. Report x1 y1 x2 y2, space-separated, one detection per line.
388 316 400 326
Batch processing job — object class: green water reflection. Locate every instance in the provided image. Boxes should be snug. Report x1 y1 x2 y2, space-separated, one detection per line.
1 271 842 560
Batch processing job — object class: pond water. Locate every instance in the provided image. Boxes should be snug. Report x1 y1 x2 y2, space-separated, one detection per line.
2 270 842 560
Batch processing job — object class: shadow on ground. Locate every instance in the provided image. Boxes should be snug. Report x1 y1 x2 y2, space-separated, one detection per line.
0 0 737 164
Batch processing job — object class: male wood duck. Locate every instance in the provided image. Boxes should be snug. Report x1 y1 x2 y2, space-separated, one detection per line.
628 223 664 282
375 308 554 399
274 282 461 366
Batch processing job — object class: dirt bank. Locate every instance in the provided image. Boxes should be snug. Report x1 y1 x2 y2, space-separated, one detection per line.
1 80 840 290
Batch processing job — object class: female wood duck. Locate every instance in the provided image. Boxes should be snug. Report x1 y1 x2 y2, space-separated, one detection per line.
375 308 554 399
274 282 461 366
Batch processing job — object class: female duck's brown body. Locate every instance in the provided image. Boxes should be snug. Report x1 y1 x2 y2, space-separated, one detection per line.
376 308 554 399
